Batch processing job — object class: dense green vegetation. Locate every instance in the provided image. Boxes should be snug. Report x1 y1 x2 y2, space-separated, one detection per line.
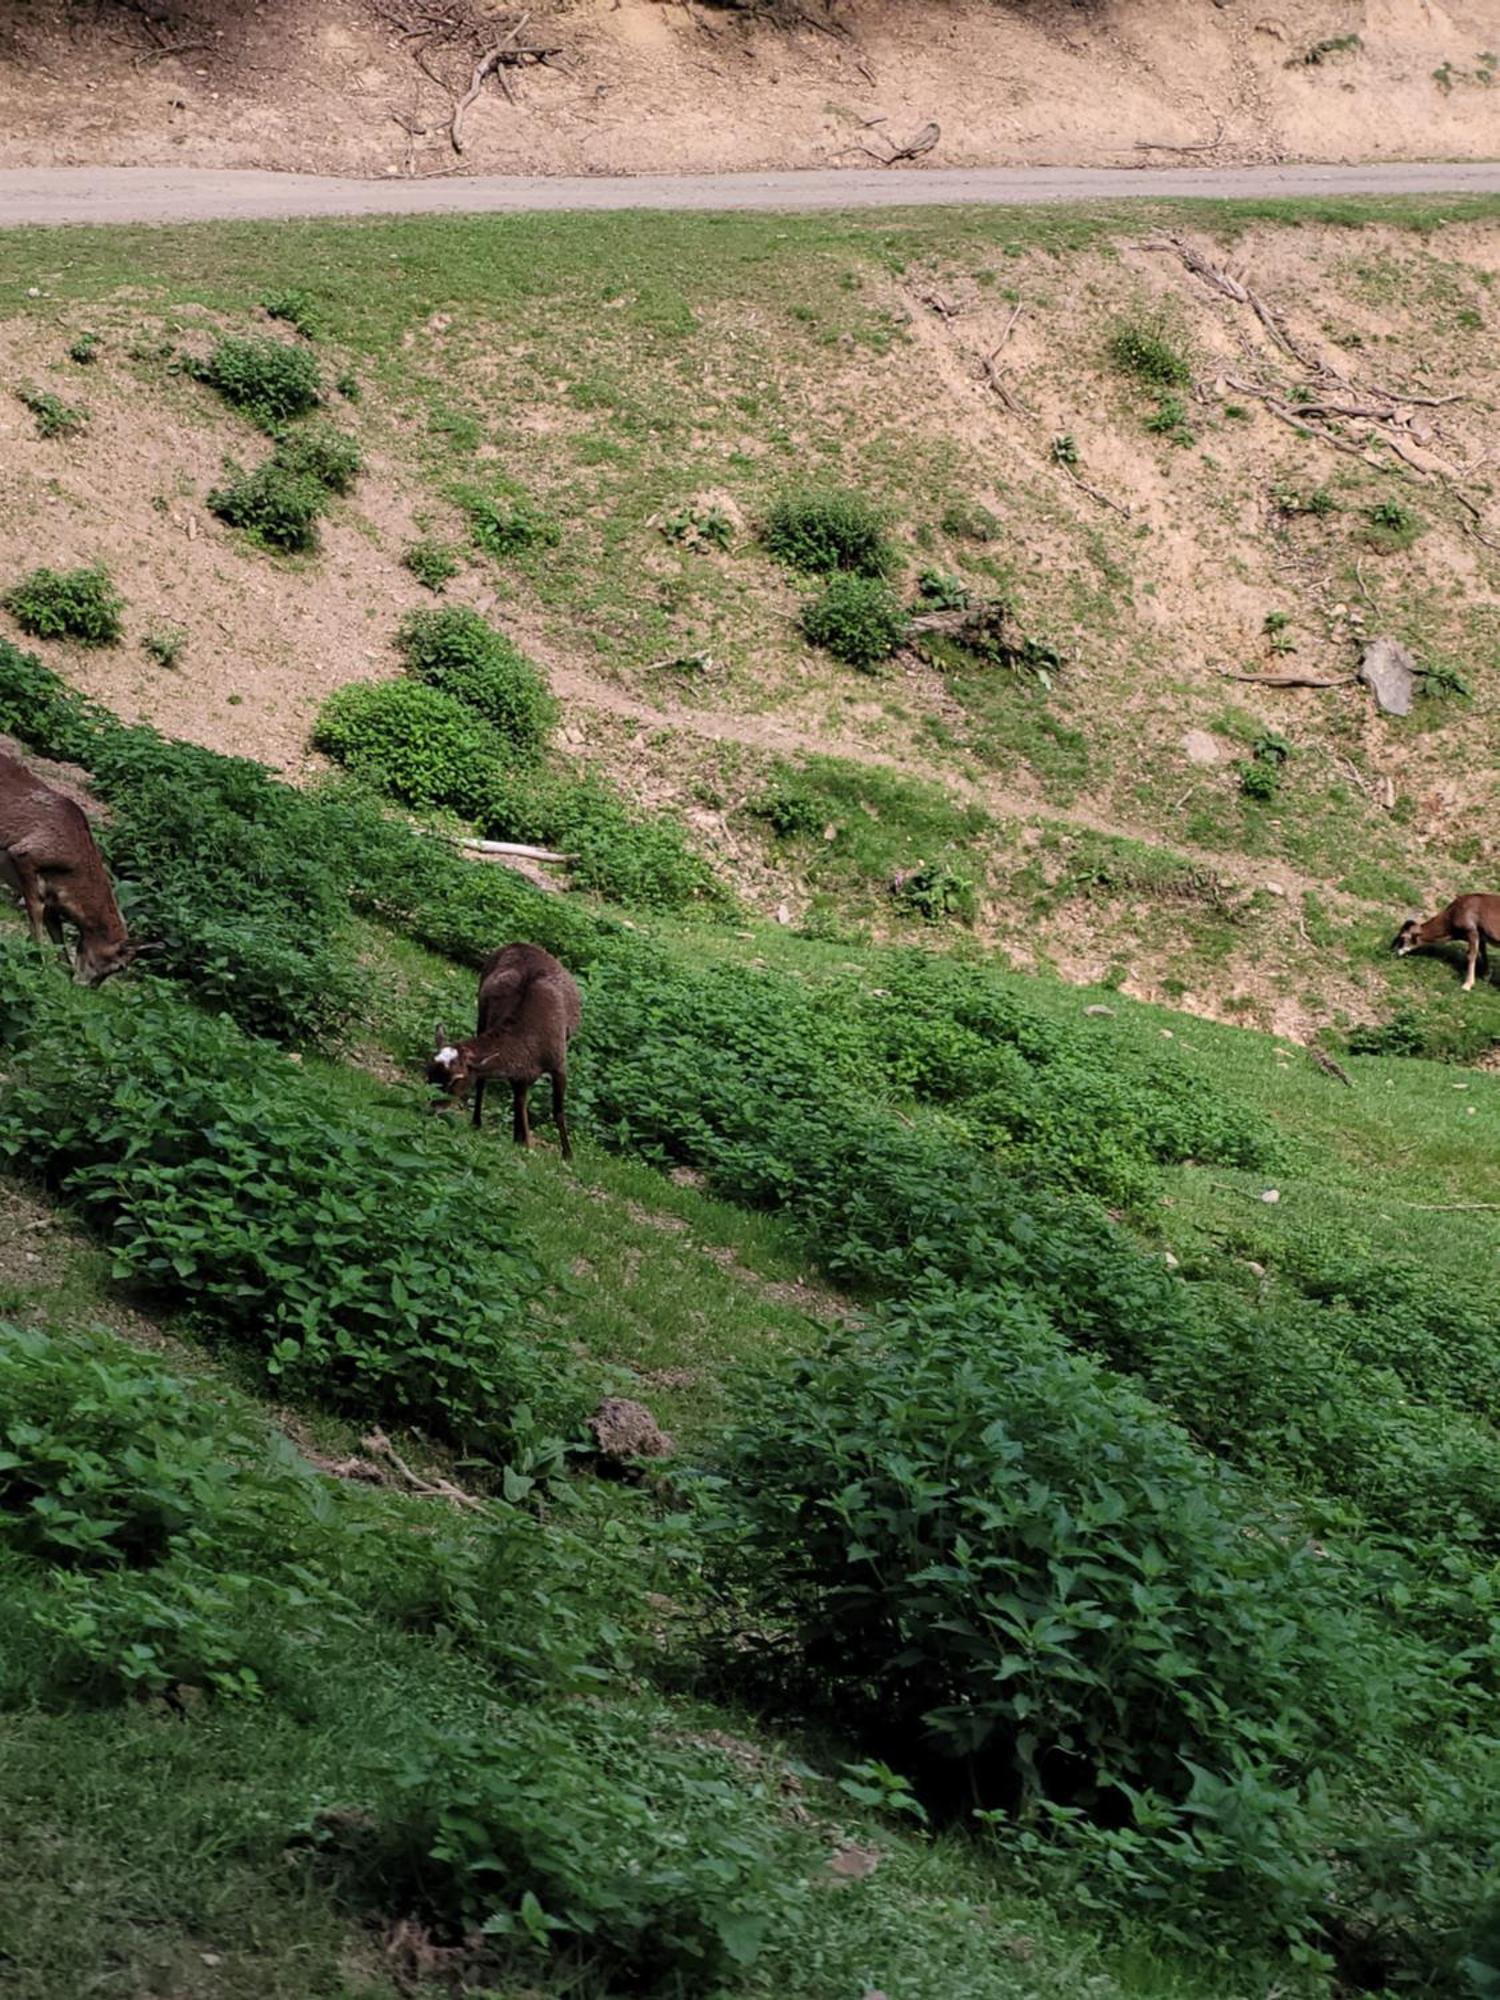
2 637 1499 1995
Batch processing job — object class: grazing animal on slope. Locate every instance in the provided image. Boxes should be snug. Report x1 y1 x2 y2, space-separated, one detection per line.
1393 895 1500 993
427 942 582 1159
0 745 151 986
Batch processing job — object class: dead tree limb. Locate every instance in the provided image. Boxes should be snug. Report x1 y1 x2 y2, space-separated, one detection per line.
1219 670 1357 688
451 11 529 151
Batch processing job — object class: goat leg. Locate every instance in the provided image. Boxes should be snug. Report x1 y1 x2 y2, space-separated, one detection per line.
512 1081 531 1148
471 1076 486 1131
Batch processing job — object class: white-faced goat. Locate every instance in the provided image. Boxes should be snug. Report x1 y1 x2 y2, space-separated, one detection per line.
427 943 582 1159
1393 894 1500 993
0 745 153 986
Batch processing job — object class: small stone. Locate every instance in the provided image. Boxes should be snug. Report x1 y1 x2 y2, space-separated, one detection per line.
1085 1004 1115 1017
1244 1259 1266 1276
775 902 791 926
1359 634 1418 717
1163 1251 1179 1269
828 1842 882 1880
1160 1029 1174 1039
1261 1188 1281 1204
1180 729 1221 767
1264 882 1287 897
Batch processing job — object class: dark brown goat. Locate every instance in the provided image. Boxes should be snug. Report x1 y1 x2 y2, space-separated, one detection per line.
1393 894 1500 993
427 943 582 1158
0 745 151 986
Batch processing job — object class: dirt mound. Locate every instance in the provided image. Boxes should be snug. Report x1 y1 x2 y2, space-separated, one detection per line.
1 0 1496 179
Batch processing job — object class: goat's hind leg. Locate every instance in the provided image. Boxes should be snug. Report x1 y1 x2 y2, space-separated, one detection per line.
511 1080 531 1149
552 1069 571 1163
1463 927 1481 992
9 855 51 952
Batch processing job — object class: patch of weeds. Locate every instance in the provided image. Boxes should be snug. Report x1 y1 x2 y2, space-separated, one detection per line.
1274 484 1338 519
66 333 101 365
939 501 1000 542
890 862 977 925
1263 611 1296 654
462 493 562 561
208 460 326 554
660 504 734 552
16 384 87 439
396 605 556 761
1289 33 1362 65
193 336 321 432
1418 660 1470 701
801 574 908 670
335 370 362 403
1364 499 1423 553
763 489 896 579
1223 403 1250 420
1107 315 1191 389
1145 395 1196 446
141 626 187 670
1238 730 1291 800
272 423 363 496
429 405 481 453
2 565 123 645
403 539 461 593
1049 433 1079 468
261 289 321 340
914 568 969 612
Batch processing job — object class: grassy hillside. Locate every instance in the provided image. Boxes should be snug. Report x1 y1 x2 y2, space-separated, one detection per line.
3 196 1500 1999
3 197 1499 1057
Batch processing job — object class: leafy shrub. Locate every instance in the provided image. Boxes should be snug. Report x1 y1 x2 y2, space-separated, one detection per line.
16 383 87 438
403 538 460 592
396 606 556 761
1107 316 1191 388
2 564 123 645
802 574 908 669
1239 759 1282 801
1049 432 1079 468
763 489 897 578
914 568 969 611
0 944 581 1458
890 863 976 924
141 625 186 669
661 504 734 551
261 288 321 340
710 1287 1369 1952
313 679 501 815
464 494 562 560
272 423 363 495
751 776 828 840
208 458 326 552
360 1707 789 1982
195 335 321 430
67 332 101 365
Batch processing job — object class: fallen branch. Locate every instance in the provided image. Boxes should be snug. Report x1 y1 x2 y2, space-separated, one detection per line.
363 1429 485 1510
1134 121 1224 157
1062 465 1132 518
1219 670 1356 689
1309 1047 1354 1088
460 838 574 862
451 12 530 150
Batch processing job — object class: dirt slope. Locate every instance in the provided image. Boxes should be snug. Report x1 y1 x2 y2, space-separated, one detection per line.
1 0 1497 180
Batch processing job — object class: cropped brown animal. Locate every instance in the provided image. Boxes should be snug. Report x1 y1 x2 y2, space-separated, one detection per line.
1393 895 1500 993
0 745 151 986
427 943 581 1159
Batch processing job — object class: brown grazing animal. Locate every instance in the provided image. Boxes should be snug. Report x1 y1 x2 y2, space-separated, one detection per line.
427 943 582 1158
0 745 149 986
1393 895 1500 993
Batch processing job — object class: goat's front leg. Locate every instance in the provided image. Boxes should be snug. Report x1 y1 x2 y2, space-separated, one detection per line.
511 1080 531 1148
471 1077 486 1131
10 856 49 949
1463 927 1481 992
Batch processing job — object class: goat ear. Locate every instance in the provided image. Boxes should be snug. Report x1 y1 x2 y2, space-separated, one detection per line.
434 1022 448 1048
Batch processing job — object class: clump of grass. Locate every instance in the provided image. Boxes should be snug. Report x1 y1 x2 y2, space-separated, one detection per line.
335 370 361 403
194 336 321 432
763 489 897 579
208 460 326 554
1364 498 1423 553
801 574 909 670
463 493 562 560
1050 432 1079 468
1144 394 1195 446
67 333 101 365
141 626 187 670
261 289 321 340
914 568 969 611
1107 316 1192 389
1239 731 1290 802
890 862 977 924
403 539 461 592
2 565 124 645
661 504 734 552
16 384 87 439
940 501 1000 542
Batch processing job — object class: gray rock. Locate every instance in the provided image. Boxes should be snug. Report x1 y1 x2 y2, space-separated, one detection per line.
1359 635 1417 716
1180 729 1222 766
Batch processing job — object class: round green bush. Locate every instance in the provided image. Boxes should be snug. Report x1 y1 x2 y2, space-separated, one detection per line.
396 606 556 762
272 423 363 495
208 461 326 554
312 680 500 815
195 336 321 431
801 574 909 670
763 489 896 578
1 565 124 647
